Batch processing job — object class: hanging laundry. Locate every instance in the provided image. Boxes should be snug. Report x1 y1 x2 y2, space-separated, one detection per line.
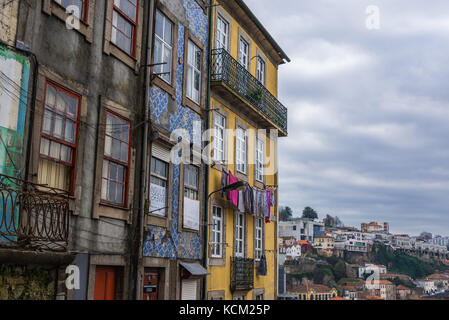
243 186 254 215
265 189 271 223
238 190 245 212
227 171 239 207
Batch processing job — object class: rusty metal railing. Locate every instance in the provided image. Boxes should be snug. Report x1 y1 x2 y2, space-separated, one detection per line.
0 174 70 251
230 257 254 292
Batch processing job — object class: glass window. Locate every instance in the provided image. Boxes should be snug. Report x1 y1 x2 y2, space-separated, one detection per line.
154 9 173 83
101 113 130 206
235 211 245 257
236 127 246 174
39 82 80 192
215 15 229 51
255 138 264 182
239 37 249 69
186 40 202 104
211 206 223 257
213 112 225 162
111 0 138 56
256 57 266 85
54 0 87 20
149 156 169 216
184 164 199 200
255 218 263 260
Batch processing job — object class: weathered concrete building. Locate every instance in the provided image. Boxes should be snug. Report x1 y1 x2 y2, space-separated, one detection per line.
1 0 153 299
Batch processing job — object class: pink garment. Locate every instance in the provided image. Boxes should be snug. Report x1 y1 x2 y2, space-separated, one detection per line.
265 190 271 223
228 171 239 207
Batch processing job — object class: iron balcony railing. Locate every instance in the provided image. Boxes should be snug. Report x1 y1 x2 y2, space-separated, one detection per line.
211 48 288 134
230 257 254 292
0 174 70 251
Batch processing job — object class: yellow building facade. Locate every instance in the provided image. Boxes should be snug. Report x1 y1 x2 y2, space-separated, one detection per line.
205 0 289 300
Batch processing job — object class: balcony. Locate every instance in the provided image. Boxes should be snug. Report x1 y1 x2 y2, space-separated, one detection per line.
211 48 288 137
0 174 70 252
230 257 254 292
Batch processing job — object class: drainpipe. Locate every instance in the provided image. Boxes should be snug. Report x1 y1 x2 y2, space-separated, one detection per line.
201 0 214 301
135 0 155 300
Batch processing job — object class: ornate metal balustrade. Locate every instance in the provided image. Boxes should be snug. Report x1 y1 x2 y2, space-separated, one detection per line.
230 257 254 292
211 48 288 135
0 174 70 251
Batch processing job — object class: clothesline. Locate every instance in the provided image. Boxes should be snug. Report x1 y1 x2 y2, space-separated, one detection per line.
220 169 276 224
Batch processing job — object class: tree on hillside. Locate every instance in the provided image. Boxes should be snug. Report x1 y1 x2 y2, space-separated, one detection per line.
280 206 293 221
334 260 346 281
302 207 318 220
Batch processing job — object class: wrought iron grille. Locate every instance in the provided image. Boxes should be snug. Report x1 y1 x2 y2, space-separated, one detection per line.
230 257 254 292
0 174 70 251
211 48 288 134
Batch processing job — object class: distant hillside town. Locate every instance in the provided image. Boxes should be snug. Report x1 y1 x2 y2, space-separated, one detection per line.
277 207 449 300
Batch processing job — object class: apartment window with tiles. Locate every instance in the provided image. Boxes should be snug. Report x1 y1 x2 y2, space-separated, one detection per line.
255 218 263 260
101 112 130 206
236 127 247 174
150 156 169 216
54 0 88 21
256 57 266 85
213 112 225 162
184 164 199 200
211 206 223 258
111 0 138 56
255 138 264 182
239 37 249 70
185 40 202 104
215 15 229 51
235 211 245 257
39 82 80 193
154 9 174 84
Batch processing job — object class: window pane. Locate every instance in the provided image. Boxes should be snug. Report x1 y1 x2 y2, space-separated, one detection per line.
40 138 50 156
155 10 164 38
65 120 75 143
164 17 173 45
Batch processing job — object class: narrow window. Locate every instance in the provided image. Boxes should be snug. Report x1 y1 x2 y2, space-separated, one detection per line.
239 37 249 69
149 156 169 216
255 218 263 260
255 138 264 182
235 211 245 257
186 40 202 104
54 0 88 21
213 112 225 162
256 57 266 85
236 127 246 174
111 0 138 56
39 82 80 193
154 9 173 83
184 164 199 200
101 112 130 206
211 206 223 258
215 15 229 51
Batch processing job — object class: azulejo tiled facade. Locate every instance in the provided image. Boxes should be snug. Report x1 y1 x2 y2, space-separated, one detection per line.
144 0 208 260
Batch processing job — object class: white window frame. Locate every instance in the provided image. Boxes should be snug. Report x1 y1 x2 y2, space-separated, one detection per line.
235 211 245 258
239 37 249 69
255 137 264 182
236 127 247 174
213 112 225 162
150 156 169 217
184 164 199 200
215 15 229 51
211 206 223 258
186 40 202 104
154 9 173 84
255 217 263 261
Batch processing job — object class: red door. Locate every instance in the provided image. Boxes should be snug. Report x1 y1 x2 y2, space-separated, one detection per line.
143 270 159 300
94 266 116 300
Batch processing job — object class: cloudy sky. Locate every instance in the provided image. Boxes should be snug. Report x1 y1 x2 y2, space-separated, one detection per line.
245 0 449 236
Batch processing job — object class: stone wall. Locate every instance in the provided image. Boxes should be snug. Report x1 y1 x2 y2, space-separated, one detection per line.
0 264 57 300
0 0 19 45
